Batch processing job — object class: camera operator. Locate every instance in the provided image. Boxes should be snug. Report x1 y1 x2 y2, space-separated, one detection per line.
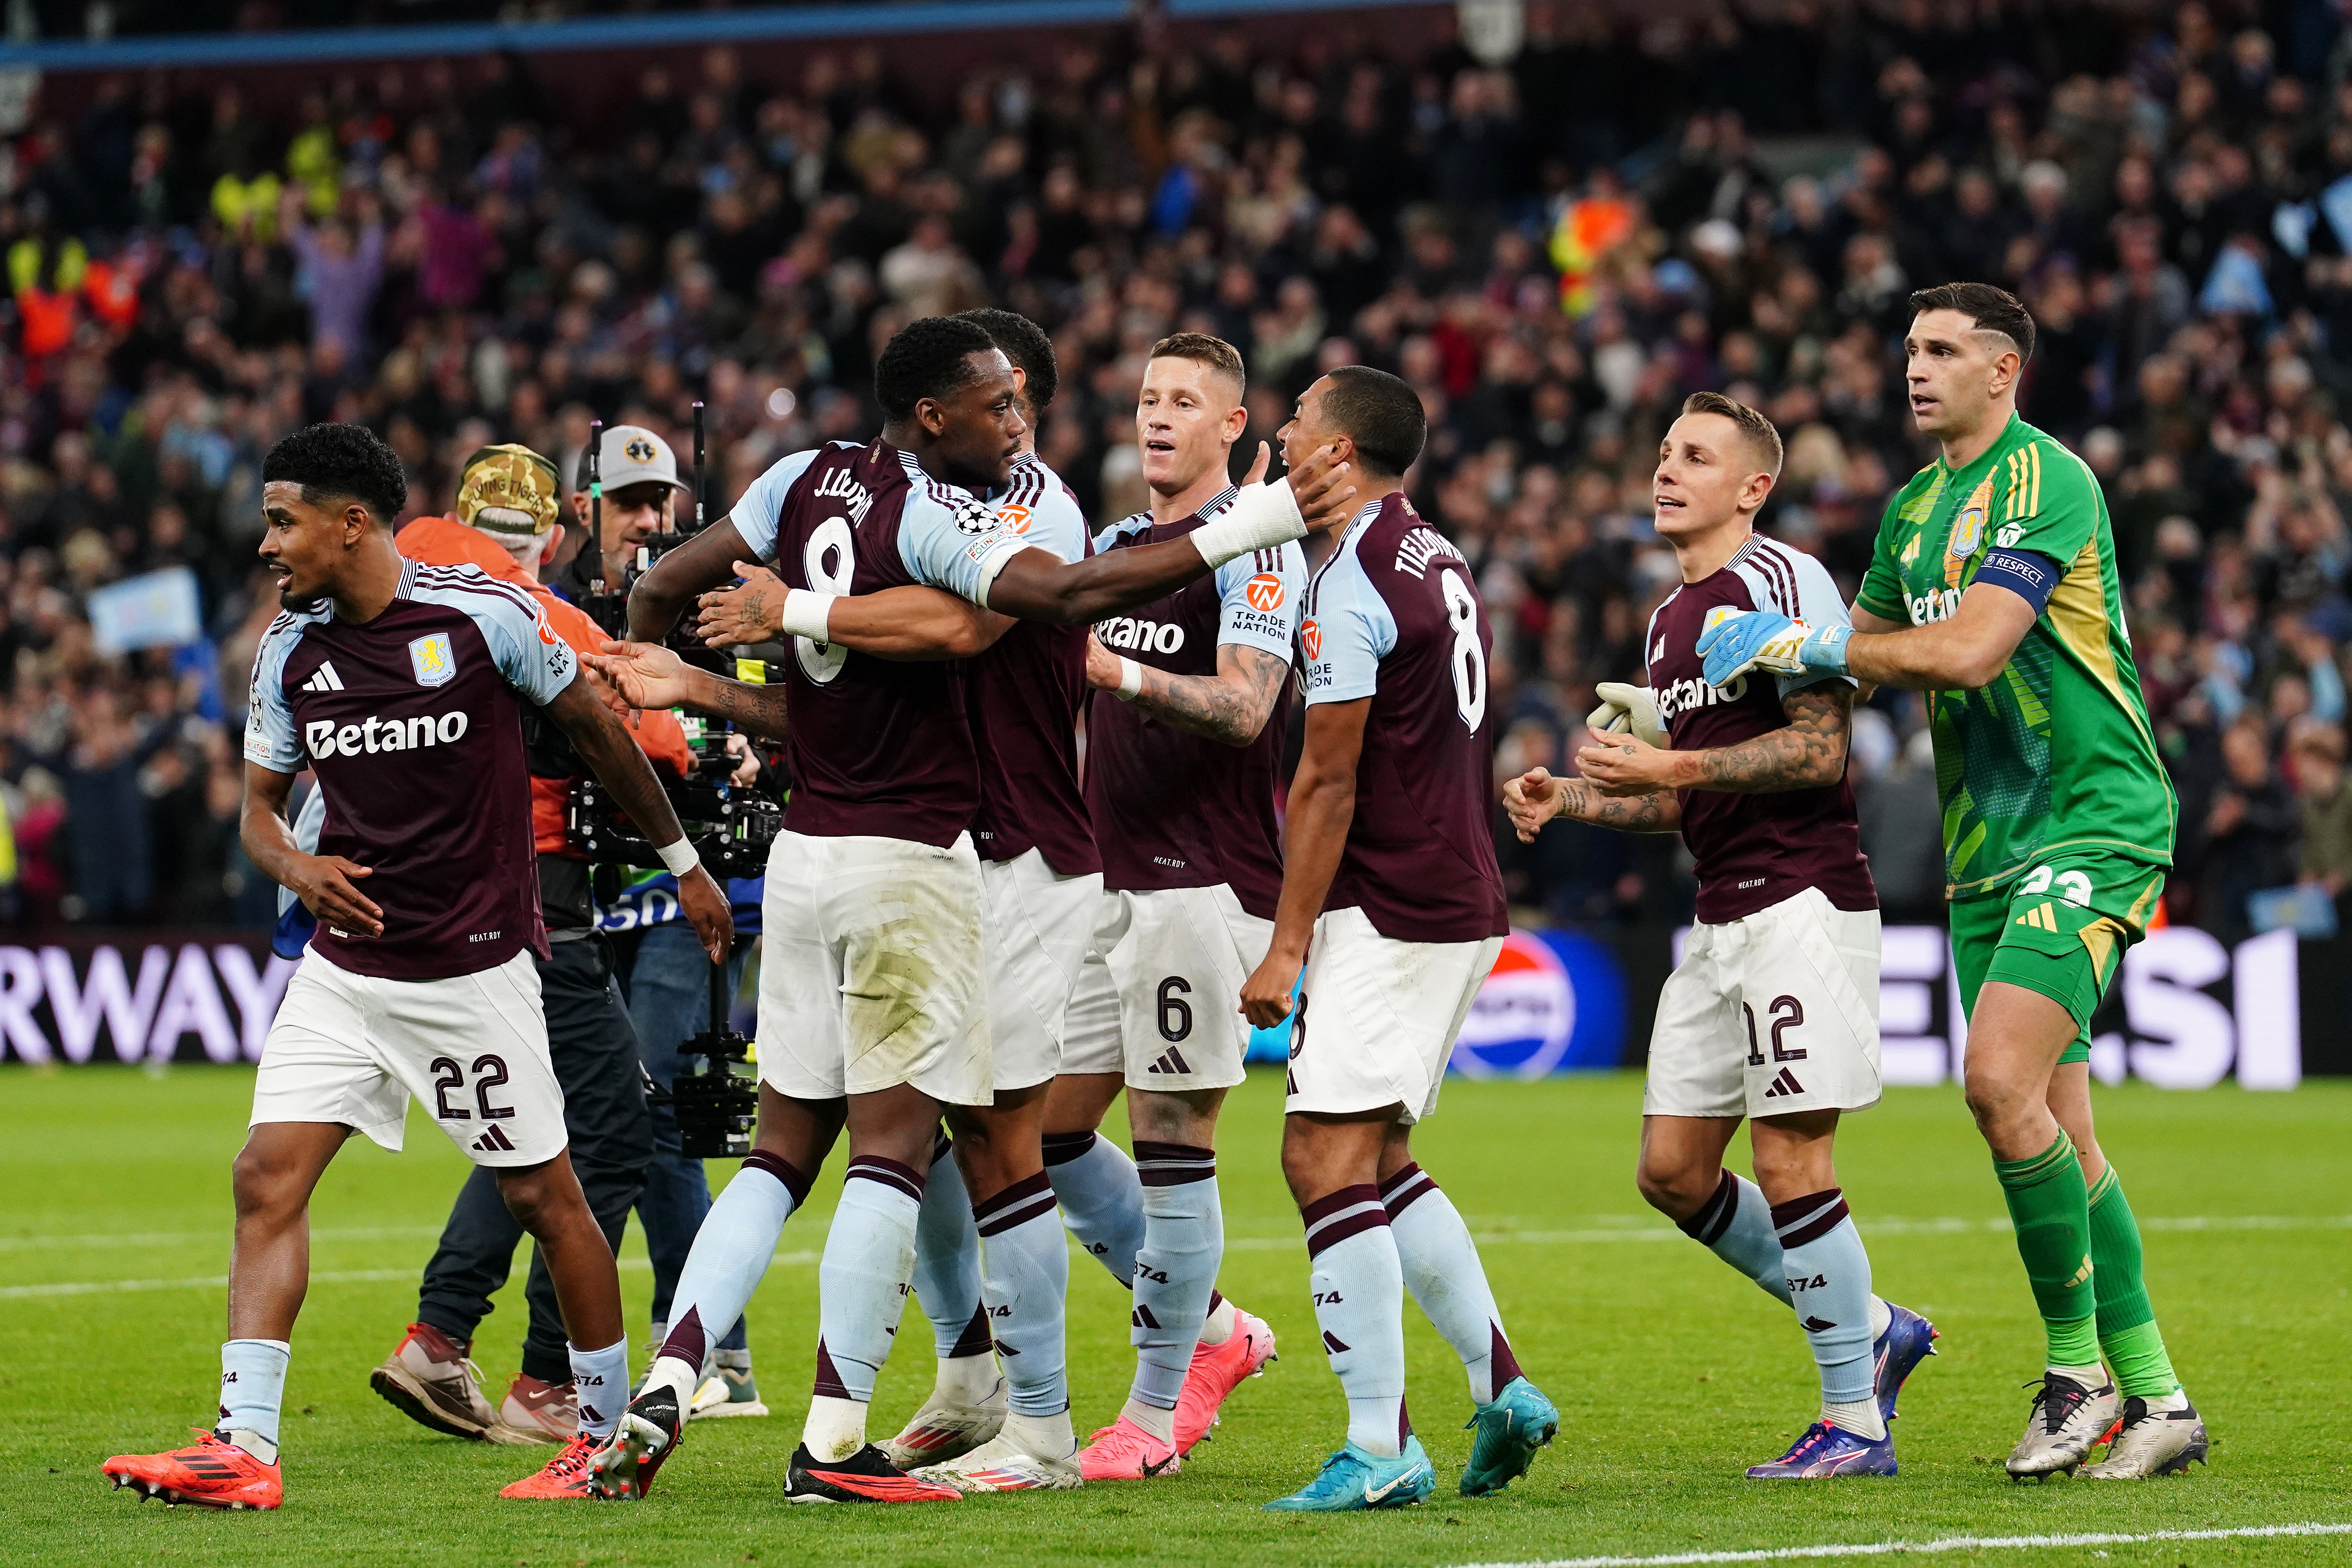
367 444 690 1444
549 423 689 607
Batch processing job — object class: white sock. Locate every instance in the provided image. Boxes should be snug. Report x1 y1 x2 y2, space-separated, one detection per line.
1303 1186 1408 1459
1824 1397 1885 1439
569 1337 629 1439
1000 1407 1076 1460
934 1354 1000 1405
802 1394 867 1462
2050 1361 2108 1386
219 1339 290 1462
647 1152 806 1405
1869 1295 1892 1340
1118 1394 1175 1445
1198 1293 1237 1347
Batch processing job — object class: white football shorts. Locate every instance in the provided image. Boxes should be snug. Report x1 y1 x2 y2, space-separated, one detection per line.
250 945 567 1168
1059 882 1271 1092
979 848 1104 1092
758 828 991 1106
1283 905 1504 1125
1644 886 1882 1121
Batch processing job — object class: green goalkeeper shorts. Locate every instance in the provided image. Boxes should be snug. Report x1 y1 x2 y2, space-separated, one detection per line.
1949 855 2168 1065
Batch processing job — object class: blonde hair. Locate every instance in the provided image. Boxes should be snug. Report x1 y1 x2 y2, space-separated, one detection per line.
1681 390 1784 480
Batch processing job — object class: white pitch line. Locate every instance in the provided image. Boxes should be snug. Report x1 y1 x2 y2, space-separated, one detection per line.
1440 1520 2352 1568
0 1225 446 1253
12 1215 2350 1299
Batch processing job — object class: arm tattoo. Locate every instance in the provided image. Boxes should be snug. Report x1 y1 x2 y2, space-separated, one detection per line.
1691 683 1851 793
708 677 791 743
1130 644 1290 746
1554 777 1681 833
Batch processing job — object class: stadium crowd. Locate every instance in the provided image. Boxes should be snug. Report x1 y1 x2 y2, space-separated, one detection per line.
4 0 2351 943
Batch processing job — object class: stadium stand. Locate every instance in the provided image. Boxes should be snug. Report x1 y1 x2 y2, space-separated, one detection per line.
0 0 2345 950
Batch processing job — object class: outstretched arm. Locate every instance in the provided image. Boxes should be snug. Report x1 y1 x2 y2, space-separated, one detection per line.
1238 697 1367 1027
543 673 734 963
587 641 791 744
1575 682 1854 797
1841 584 2037 691
1087 636 1288 746
982 447 1354 625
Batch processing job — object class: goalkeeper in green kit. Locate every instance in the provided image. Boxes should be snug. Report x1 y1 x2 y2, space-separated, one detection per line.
1701 282 2204 1482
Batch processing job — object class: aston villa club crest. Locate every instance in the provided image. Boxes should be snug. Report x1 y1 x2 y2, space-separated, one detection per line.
1945 476 1992 589
409 632 457 687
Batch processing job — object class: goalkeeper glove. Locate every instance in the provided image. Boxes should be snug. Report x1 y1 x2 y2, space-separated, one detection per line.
1696 607 1852 687
1585 681 1667 748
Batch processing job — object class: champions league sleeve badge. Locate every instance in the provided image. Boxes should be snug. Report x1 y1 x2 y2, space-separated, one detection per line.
953 496 997 535
409 631 458 687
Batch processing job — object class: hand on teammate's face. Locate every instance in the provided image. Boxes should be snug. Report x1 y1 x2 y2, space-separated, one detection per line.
1577 731 1675 795
1284 443 1356 529
589 640 690 713
696 561 788 649
296 854 383 936
1501 767 1560 842
1241 439 1271 487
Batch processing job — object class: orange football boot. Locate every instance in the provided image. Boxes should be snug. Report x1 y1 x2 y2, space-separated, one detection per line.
104 1430 282 1510
498 1433 604 1499
1173 1305 1278 1454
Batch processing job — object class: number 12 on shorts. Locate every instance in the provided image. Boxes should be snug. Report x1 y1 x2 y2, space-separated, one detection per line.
1741 998 1806 1067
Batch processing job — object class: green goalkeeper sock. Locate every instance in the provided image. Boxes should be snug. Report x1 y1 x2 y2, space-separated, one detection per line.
2086 1164 2180 1398
1993 1130 2101 1370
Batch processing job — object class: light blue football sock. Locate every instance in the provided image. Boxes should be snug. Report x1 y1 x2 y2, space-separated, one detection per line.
974 1171 1071 1418
1044 1130 1144 1284
1129 1143 1221 1411
812 1157 927 1411
912 1134 991 1362
646 1151 807 1404
219 1338 290 1459
1774 1188 1884 1440
1302 1185 1408 1459
1678 1169 1794 1305
1382 1163 1523 1405
569 1336 629 1439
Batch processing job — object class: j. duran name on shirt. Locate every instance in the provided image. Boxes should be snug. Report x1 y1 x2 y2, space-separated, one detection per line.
811 464 872 524
306 710 472 758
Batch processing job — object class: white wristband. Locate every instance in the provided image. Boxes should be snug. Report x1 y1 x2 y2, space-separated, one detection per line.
1187 479 1306 568
779 588 835 642
656 837 701 878
1114 656 1143 701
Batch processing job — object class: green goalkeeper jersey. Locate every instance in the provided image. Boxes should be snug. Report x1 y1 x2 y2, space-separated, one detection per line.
1855 413 2176 902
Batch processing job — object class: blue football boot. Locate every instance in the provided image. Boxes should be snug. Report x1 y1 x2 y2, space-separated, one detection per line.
1873 1301 1940 1424
1746 1420 1898 1478
1263 1436 1436 1512
1460 1376 1559 1496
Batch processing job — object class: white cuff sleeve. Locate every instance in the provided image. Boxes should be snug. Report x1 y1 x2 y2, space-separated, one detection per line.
779 589 835 642
656 837 701 878
1187 480 1307 568
1114 656 1143 701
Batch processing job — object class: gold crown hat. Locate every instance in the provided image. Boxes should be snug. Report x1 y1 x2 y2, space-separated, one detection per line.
457 443 563 537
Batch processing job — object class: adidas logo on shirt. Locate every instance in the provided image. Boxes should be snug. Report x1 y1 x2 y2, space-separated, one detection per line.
1762 1067 1806 1099
472 1125 516 1154
1145 1046 1193 1076
301 661 347 693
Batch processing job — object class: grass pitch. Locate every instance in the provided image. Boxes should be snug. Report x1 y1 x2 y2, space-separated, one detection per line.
7 1064 2350 1568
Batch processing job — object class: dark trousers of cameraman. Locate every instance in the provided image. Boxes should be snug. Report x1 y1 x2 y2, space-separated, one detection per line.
615 920 752 1352
415 934 651 1386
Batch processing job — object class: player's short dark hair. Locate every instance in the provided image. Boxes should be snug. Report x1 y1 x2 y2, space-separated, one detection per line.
1319 365 1426 479
262 423 408 526
1908 281 2036 365
956 307 1057 415
875 314 1002 421
1148 331 1246 399
1680 390 1784 480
